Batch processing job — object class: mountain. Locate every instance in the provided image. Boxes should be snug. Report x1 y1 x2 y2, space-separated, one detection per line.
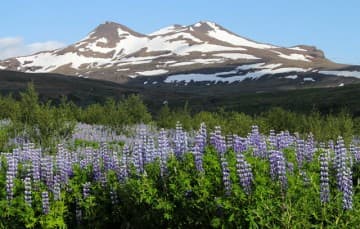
1 21 360 89
1 70 360 116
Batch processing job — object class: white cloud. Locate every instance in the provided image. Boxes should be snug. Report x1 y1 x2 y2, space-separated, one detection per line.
0 37 65 60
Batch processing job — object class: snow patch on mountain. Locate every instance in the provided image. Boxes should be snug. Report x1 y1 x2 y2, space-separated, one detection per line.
206 24 275 49
164 65 309 83
304 77 315 82
272 51 310 62
319 70 360 78
137 69 168 76
149 25 187 36
289 46 307 52
18 52 110 73
284 75 298 79
213 53 260 60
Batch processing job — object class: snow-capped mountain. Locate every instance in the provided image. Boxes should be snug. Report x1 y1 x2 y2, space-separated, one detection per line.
1 21 360 87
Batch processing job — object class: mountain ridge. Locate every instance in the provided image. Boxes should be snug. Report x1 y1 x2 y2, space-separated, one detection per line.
0 20 359 89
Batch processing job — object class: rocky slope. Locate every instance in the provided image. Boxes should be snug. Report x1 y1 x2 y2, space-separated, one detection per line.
1 21 360 88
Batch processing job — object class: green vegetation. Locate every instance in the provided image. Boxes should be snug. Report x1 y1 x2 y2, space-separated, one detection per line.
0 84 358 151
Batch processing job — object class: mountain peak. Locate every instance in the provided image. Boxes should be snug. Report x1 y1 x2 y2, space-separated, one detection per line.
149 24 186 36
1 19 353 87
191 20 220 31
92 21 145 38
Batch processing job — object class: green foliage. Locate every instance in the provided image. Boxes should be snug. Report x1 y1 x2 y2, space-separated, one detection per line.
0 144 360 227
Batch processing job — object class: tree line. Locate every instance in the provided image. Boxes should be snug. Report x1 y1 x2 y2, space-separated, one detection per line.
0 84 357 151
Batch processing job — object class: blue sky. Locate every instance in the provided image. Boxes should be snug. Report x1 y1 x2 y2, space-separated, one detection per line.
0 0 359 64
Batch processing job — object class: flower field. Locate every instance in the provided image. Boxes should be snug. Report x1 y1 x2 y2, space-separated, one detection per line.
0 122 359 228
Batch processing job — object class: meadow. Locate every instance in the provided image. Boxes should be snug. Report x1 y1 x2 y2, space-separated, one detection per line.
0 85 359 228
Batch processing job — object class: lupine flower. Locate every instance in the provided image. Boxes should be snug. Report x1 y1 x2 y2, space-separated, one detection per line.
53 181 61 201
120 145 130 181
305 133 315 162
296 139 305 168
42 191 50 214
6 156 16 200
32 149 41 183
354 146 360 162
221 156 231 195
24 177 32 206
269 150 287 191
233 135 247 154
158 129 170 176
193 145 204 172
335 137 347 191
195 134 205 153
82 182 91 199
319 151 330 203
132 142 142 173
269 130 277 149
93 150 102 181
249 125 261 148
236 153 253 194
199 122 207 150
342 167 353 210
145 137 155 163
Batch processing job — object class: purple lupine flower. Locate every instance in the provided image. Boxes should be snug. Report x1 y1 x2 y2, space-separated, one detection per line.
210 126 224 153
101 142 113 172
335 137 347 191
233 135 247 154
193 145 204 172
93 150 102 181
158 129 170 177
199 122 207 149
44 156 54 191
24 177 32 206
236 153 253 194
112 152 121 180
215 134 226 156
305 133 315 162
53 181 61 201
342 167 353 210
269 130 277 150
6 156 16 200
174 121 183 158
319 151 330 203
145 137 155 163
249 125 261 148
269 150 287 191
277 132 288 150
82 182 91 199
221 156 231 195
354 146 360 162
226 134 233 149
349 144 360 163
42 191 50 214
258 136 267 158
132 142 142 174
296 139 305 168
32 149 41 183
120 145 130 180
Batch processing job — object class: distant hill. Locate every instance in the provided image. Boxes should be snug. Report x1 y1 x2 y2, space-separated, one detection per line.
1 21 360 91
1 70 360 116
